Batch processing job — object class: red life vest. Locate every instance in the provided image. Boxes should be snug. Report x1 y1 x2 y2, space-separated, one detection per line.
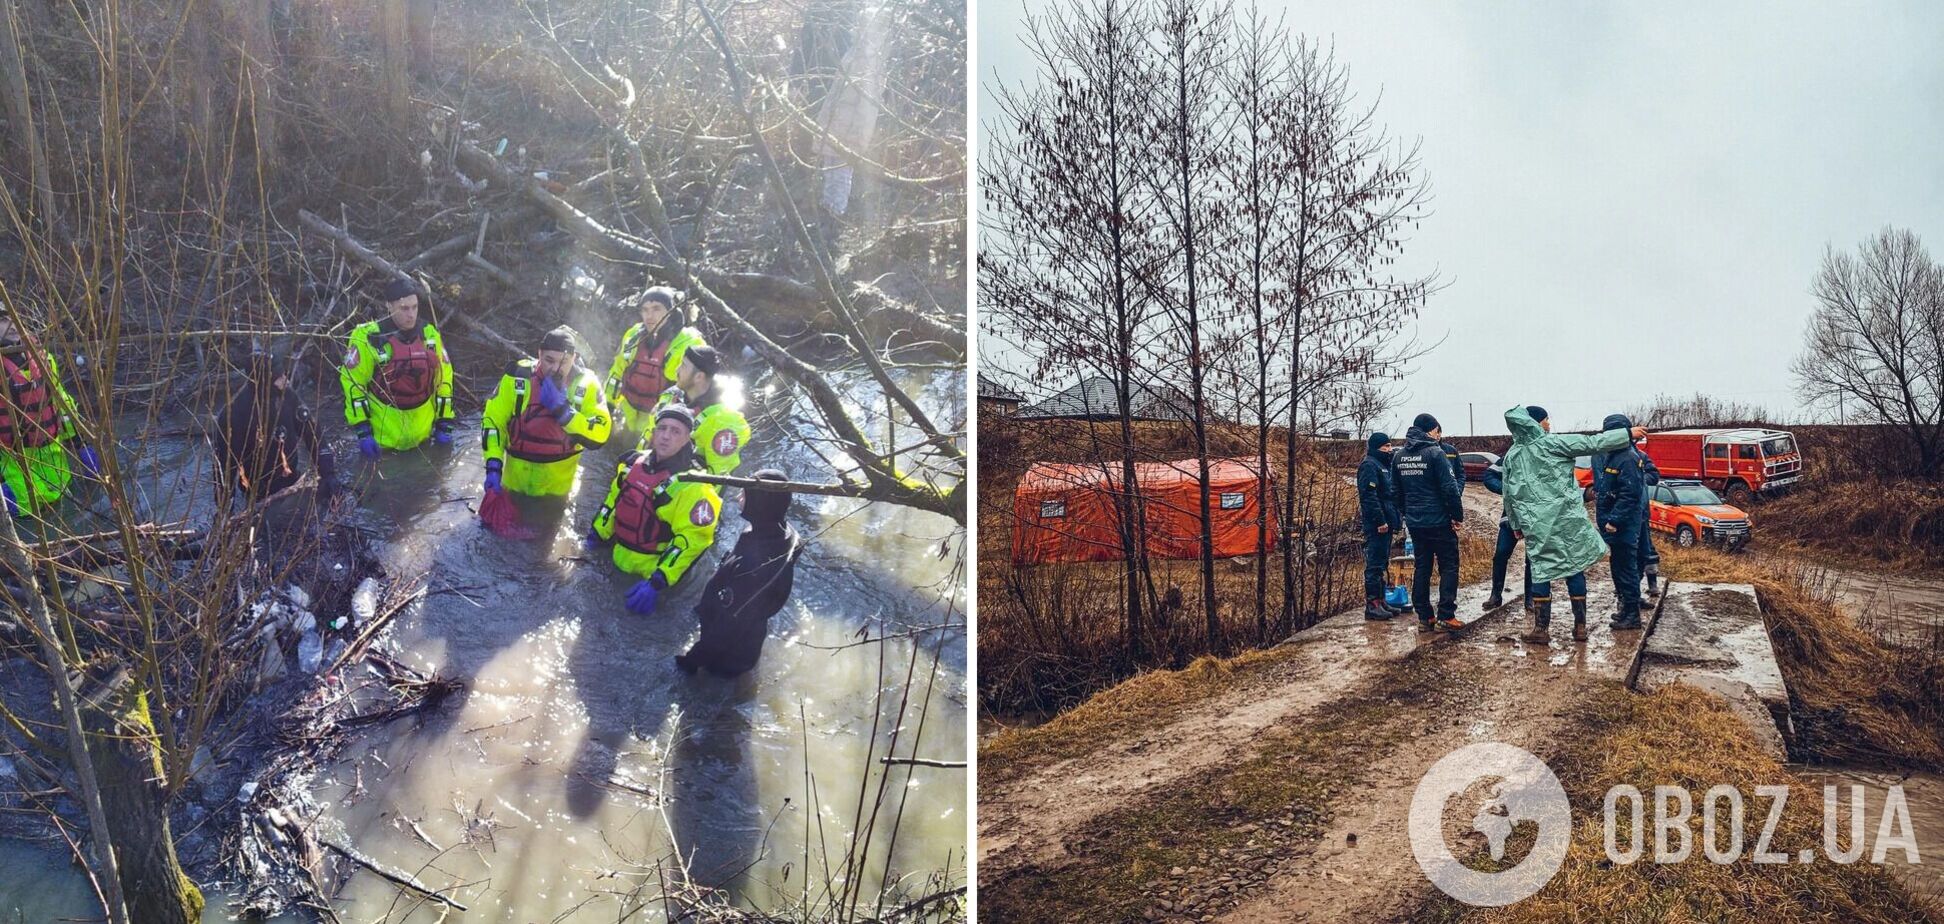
608 460 678 552
370 328 439 410
618 331 674 411
504 376 578 463
0 351 61 450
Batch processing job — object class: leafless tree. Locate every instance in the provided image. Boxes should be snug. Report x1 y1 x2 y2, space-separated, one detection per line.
1793 227 1944 477
1269 37 1433 630
982 0 1167 663
1148 0 1232 655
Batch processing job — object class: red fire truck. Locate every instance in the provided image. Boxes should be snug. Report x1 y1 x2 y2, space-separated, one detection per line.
1641 428 1802 507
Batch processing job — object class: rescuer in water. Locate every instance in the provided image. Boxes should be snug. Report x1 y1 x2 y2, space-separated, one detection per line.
214 348 337 509
0 308 103 517
340 278 455 456
677 468 804 677
604 286 706 440
586 404 723 615
650 344 751 476
478 326 612 506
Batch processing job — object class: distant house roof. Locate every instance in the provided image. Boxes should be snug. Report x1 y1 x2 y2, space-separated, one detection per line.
1015 376 1192 422
978 375 1025 403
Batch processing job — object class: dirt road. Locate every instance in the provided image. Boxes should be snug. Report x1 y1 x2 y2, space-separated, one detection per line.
979 551 1657 922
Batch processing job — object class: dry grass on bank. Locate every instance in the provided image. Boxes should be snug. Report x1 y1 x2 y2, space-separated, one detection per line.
1423 683 1940 924
1756 477 1944 571
1660 546 1944 769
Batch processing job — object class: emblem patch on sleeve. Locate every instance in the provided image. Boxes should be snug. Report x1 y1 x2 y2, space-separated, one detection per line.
691 503 716 526
712 430 740 456
343 347 361 367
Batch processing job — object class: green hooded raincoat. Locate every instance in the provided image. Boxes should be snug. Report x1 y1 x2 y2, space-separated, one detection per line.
1501 406 1635 583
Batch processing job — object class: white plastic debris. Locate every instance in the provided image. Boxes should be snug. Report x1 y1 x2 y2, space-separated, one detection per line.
323 639 347 667
297 630 323 674
284 585 312 611
350 576 381 628
291 611 316 636
256 637 286 684
237 781 257 804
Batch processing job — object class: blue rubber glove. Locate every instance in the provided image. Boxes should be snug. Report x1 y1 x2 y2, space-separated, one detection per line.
356 426 380 460
1 483 16 517
536 375 569 413
433 420 454 446
77 445 102 478
582 530 604 551
483 459 502 492
625 574 665 615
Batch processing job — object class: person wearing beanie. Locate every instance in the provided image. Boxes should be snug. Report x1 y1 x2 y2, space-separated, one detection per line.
479 325 613 498
1593 413 1653 630
0 308 100 517
340 276 456 457
1499 405 1646 642
587 402 723 615
678 468 804 676
605 286 707 438
1589 417 1663 602
1357 432 1403 620
650 342 752 476
1391 414 1465 629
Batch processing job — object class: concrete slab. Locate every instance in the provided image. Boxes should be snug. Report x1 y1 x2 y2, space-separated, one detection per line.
1633 582 1793 756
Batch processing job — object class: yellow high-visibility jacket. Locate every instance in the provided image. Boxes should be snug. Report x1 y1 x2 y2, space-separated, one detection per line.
340 319 455 449
650 379 751 476
604 321 705 434
481 359 611 496
590 448 722 586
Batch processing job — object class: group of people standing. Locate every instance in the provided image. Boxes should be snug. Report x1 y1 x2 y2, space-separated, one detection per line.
206 278 798 677
1358 406 1660 643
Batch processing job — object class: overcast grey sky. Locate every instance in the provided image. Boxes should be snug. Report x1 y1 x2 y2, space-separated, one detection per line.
975 1 1944 434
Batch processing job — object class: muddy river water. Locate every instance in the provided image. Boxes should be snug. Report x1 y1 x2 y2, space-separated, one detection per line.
1 357 967 920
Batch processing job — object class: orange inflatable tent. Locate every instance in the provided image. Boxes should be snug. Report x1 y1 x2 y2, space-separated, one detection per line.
1012 458 1279 565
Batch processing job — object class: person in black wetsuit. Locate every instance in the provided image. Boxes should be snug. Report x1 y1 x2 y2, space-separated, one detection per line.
676 468 803 677
213 349 337 509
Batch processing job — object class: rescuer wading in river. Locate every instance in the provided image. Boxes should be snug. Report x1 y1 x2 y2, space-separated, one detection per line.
587 403 722 615
0 308 102 516
604 285 706 440
478 325 612 499
340 278 456 456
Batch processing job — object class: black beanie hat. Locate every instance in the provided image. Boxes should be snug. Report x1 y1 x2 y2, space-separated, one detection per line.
638 286 678 309
1526 405 1548 424
1412 413 1440 433
1366 431 1391 453
539 325 579 354
686 344 723 377
382 277 418 302
741 468 792 526
1603 413 1633 432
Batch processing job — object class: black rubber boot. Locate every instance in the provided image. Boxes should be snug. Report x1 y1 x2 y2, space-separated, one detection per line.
1571 598 1589 642
1523 600 1552 642
1365 599 1395 621
1644 570 1660 600
1483 590 1504 610
1417 613 1436 632
1609 605 1644 631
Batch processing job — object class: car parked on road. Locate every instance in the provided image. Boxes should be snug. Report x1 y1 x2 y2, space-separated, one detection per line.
1649 479 1751 550
1457 451 1500 481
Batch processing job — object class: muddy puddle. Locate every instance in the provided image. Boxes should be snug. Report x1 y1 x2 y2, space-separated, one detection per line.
0 327 966 920
1793 768 1944 911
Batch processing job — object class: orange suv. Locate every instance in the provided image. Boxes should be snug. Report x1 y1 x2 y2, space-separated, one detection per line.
1648 479 1751 550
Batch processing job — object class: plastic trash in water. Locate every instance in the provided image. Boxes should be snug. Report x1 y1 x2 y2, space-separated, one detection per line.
297 631 323 674
237 781 257 804
350 577 380 627
285 585 312 611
